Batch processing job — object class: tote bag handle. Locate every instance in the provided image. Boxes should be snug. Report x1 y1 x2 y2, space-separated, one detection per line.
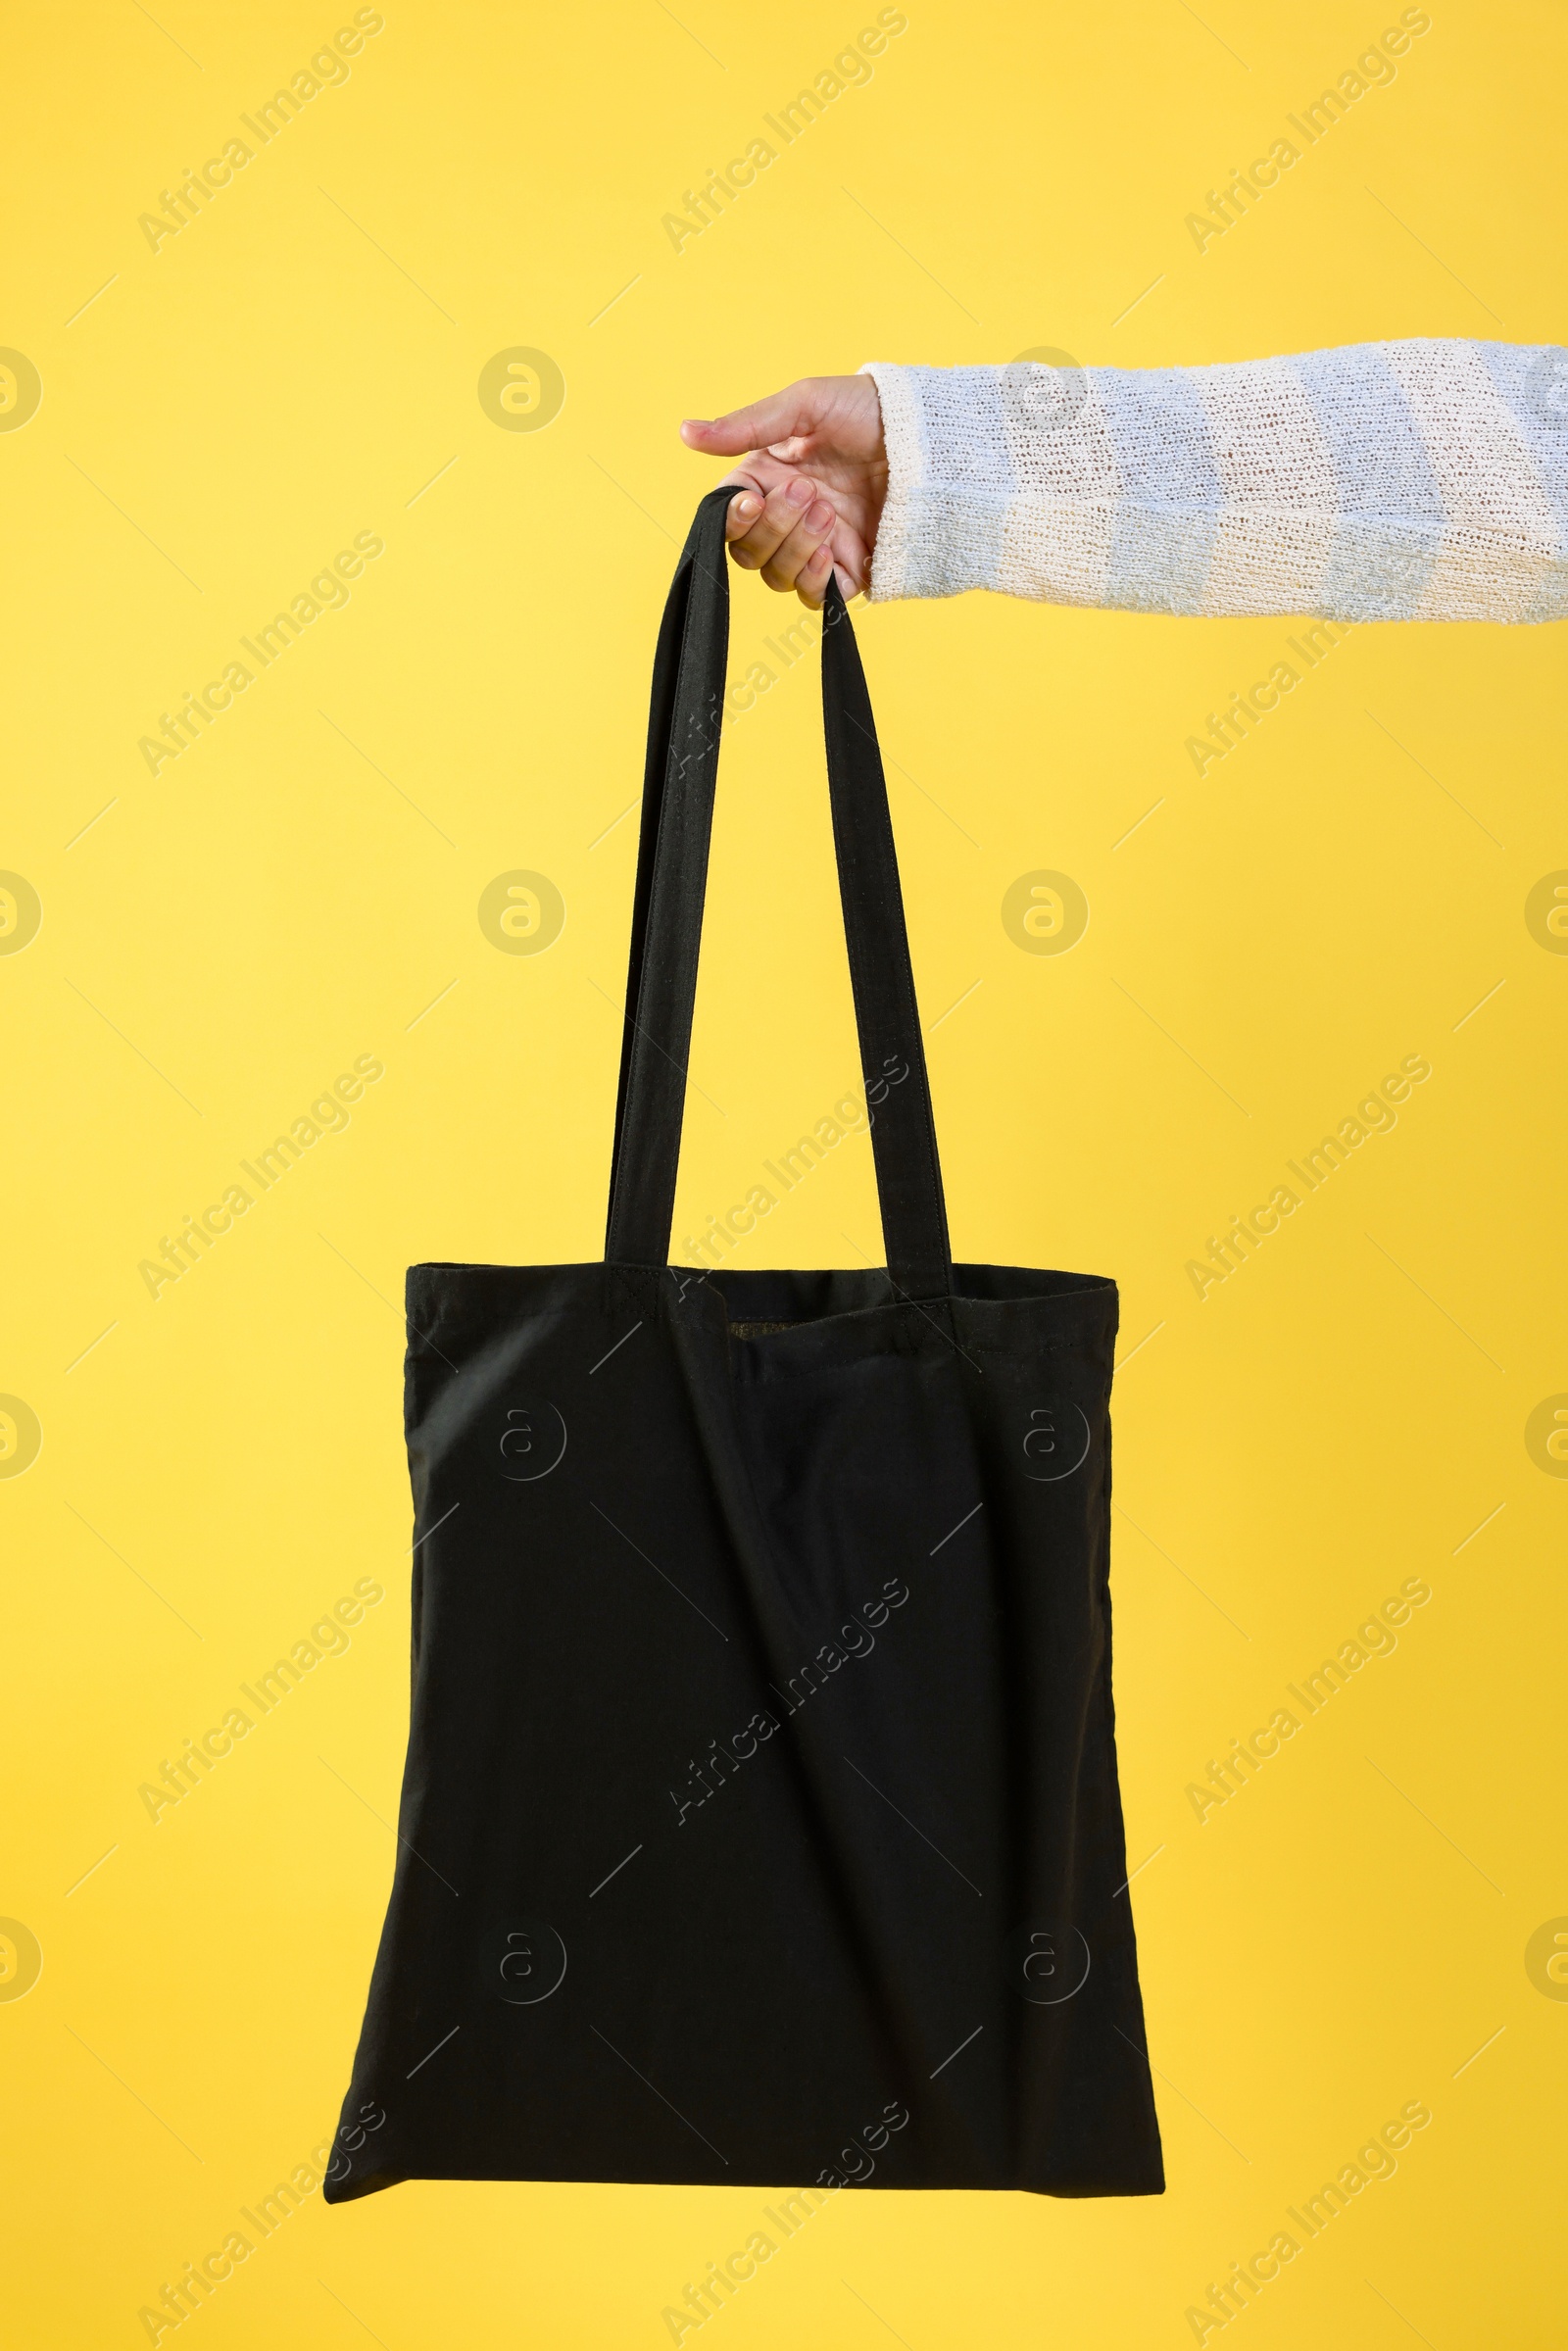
605 485 954 1302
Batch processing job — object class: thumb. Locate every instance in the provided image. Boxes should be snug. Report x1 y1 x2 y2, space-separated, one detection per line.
680 384 815 456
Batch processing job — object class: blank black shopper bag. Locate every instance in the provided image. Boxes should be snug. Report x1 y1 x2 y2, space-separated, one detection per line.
324 486 1164 2203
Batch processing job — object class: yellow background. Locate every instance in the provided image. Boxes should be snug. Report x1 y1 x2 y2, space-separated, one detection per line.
3 0 1564 2343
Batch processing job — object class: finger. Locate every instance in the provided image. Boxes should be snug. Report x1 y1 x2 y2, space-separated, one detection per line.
680 384 815 457
727 474 820 571
795 541 835 611
725 489 763 541
759 496 837 594
825 517 871 596
715 453 801 498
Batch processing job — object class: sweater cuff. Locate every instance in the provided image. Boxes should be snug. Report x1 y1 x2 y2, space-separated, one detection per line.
859 357 1020 602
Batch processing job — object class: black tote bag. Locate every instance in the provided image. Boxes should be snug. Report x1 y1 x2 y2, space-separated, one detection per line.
324 487 1163 2203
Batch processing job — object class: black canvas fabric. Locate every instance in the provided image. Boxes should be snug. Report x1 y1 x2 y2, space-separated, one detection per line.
324 487 1164 2203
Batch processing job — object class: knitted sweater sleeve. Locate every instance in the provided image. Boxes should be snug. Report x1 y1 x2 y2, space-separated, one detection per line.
858 343 1568 622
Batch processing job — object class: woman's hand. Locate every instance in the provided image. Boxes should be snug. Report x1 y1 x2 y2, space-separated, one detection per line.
680 374 887 609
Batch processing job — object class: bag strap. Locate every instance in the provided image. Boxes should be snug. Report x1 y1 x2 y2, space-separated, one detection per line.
605 485 953 1300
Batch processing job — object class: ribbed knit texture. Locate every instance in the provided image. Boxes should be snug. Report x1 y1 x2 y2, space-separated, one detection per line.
860 343 1568 621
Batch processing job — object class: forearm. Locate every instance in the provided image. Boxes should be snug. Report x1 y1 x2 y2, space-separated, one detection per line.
861 342 1568 623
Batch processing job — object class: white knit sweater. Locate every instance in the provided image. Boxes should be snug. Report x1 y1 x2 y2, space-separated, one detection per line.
860 343 1568 621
